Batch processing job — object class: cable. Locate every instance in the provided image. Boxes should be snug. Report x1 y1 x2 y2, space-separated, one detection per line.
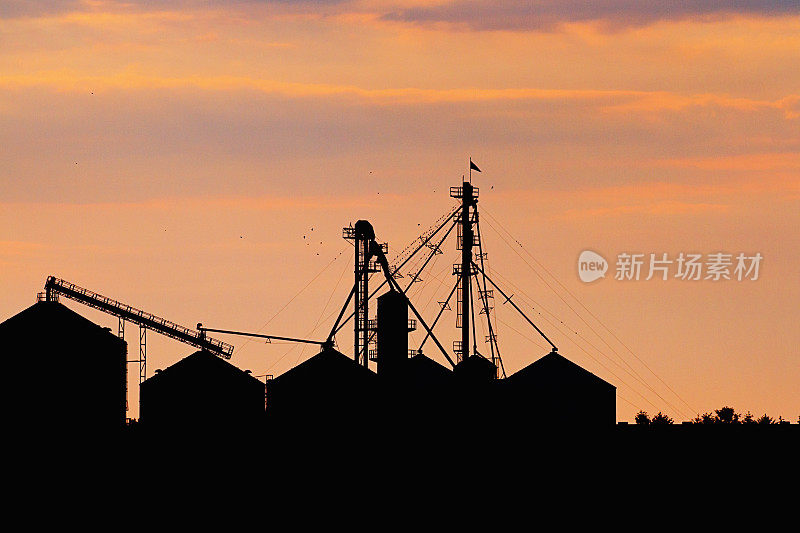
291 254 352 369
480 227 686 418
331 205 461 337
238 247 347 355
486 266 679 414
482 207 696 419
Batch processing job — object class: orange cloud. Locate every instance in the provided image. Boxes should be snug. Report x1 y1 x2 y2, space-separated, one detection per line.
600 92 800 117
2 72 798 115
381 1 800 32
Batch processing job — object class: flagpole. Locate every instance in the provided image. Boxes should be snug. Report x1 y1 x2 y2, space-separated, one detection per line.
468 157 481 182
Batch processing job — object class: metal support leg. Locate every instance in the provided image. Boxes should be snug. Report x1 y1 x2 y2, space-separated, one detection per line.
139 326 146 384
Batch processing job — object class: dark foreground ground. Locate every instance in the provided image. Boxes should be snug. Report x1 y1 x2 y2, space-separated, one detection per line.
9 421 796 517
19 419 798 464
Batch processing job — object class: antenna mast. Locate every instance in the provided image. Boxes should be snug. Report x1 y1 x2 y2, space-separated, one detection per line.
343 220 386 367
451 180 478 362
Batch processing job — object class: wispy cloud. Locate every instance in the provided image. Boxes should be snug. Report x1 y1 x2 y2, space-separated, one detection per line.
383 0 800 32
3 72 798 114
2 78 797 204
5 0 799 35
0 0 355 20
0 0 84 19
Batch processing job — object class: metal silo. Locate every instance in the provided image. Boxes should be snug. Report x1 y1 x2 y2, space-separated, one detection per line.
0 300 127 430
376 289 409 380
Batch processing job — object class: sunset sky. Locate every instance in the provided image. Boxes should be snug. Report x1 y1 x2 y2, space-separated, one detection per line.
1 1 798 422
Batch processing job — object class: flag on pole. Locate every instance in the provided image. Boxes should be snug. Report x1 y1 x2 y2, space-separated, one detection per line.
469 159 481 172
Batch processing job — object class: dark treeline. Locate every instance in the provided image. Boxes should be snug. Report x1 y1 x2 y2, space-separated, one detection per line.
633 406 798 425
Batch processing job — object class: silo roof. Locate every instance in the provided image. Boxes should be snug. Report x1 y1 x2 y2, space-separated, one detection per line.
271 346 377 383
0 300 125 347
507 350 615 391
143 349 262 388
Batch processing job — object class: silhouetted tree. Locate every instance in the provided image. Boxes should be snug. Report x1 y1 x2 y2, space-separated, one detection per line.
756 414 775 425
692 412 716 424
650 412 674 425
690 407 788 426
714 406 740 424
634 410 650 425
